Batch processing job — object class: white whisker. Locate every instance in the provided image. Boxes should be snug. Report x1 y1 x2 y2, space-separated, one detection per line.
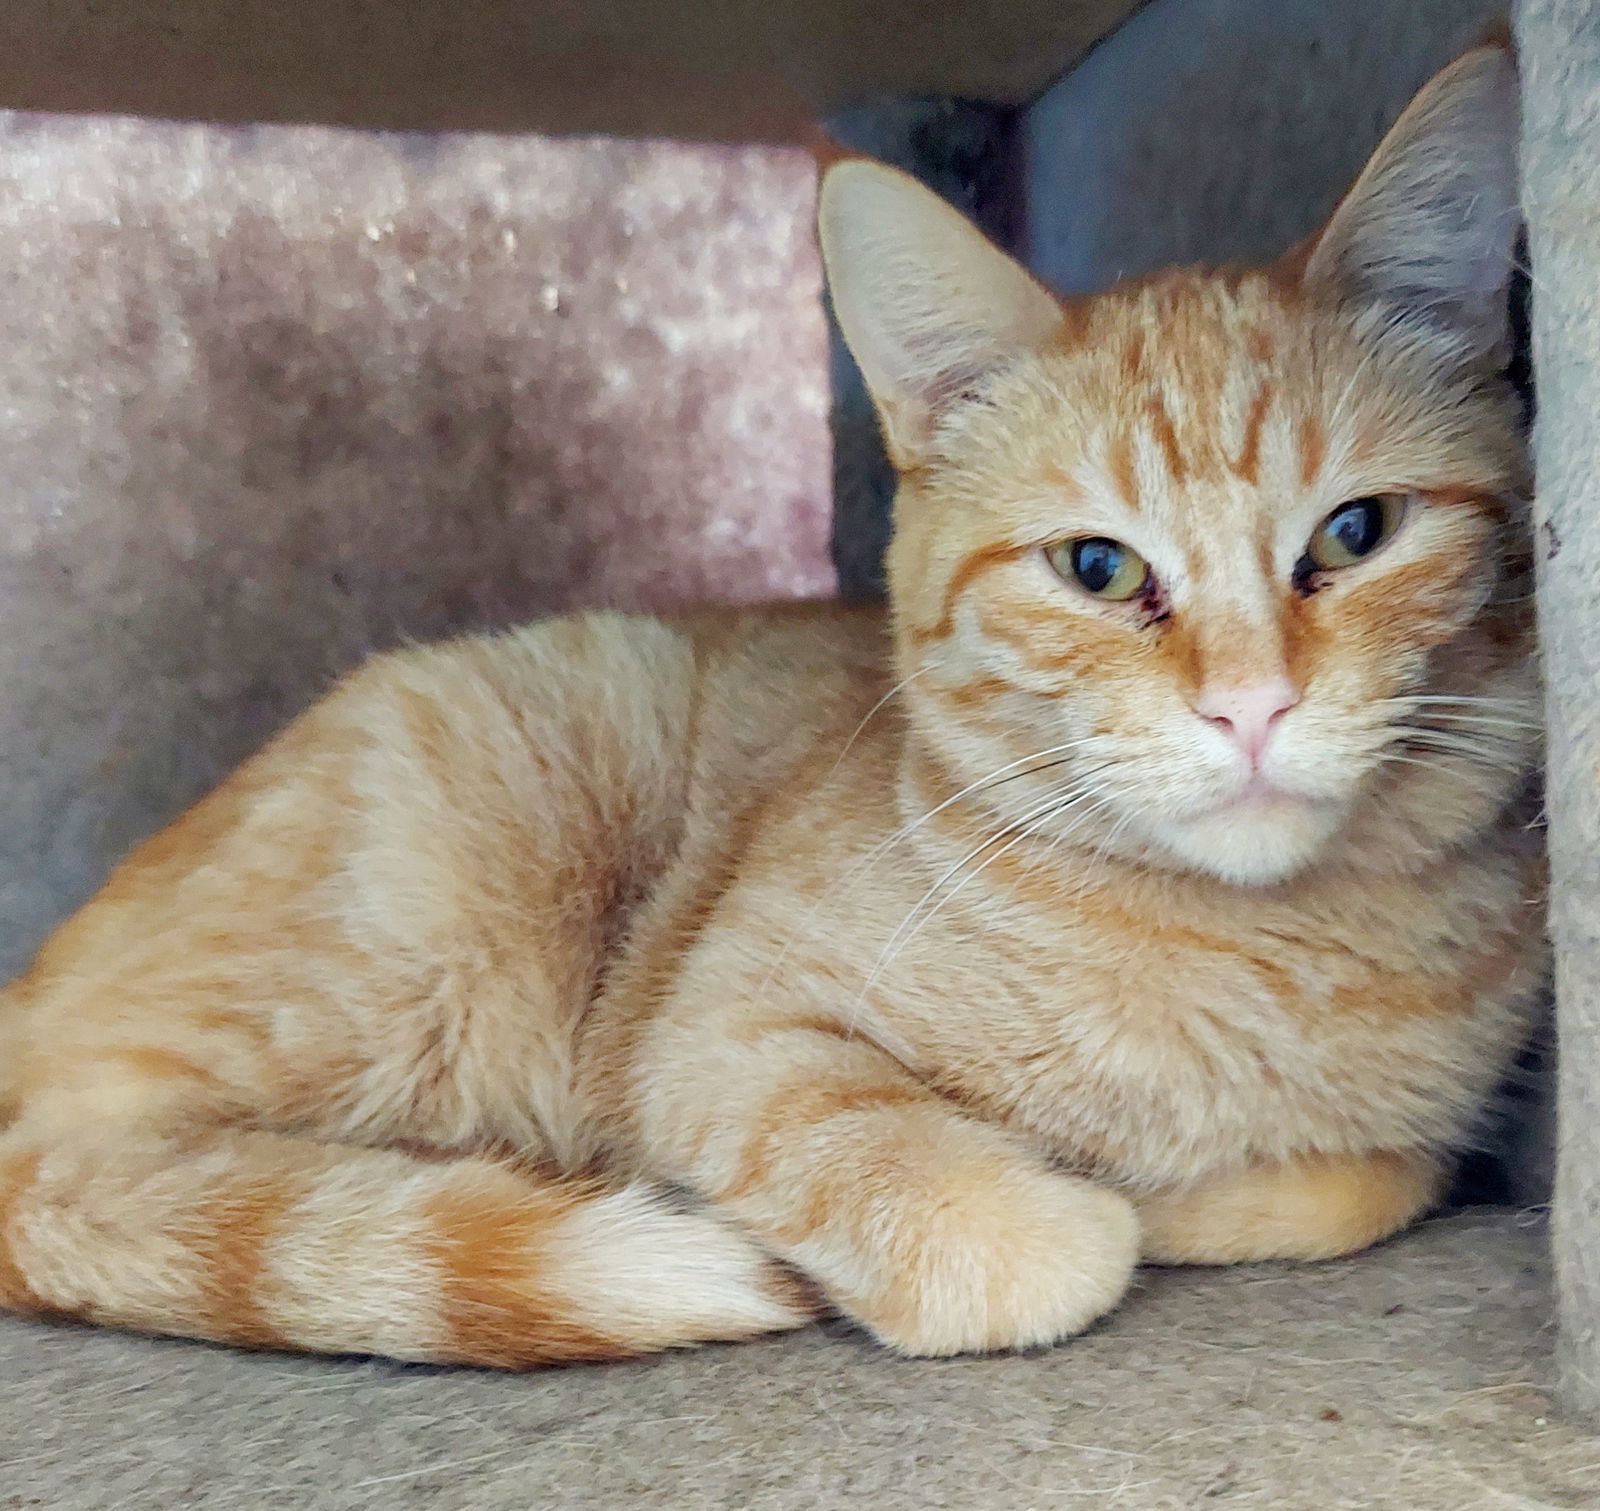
843 780 1116 1032
1071 808 1140 894
1376 745 1529 781
825 667 931 779
1402 700 1536 709
1395 729 1535 771
1392 709 1541 733
1383 694 1539 720
753 738 1104 1000
1390 719 1539 734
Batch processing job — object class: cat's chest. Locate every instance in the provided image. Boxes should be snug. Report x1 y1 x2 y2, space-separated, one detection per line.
876 863 1542 1186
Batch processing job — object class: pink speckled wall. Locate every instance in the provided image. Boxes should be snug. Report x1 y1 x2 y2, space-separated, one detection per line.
0 115 833 975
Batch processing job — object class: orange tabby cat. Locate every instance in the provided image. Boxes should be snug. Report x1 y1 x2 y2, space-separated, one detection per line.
0 45 1541 1366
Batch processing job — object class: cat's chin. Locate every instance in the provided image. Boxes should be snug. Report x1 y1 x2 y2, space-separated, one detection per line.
1149 798 1349 886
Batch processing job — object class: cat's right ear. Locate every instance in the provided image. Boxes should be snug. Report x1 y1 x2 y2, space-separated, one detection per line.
1301 43 1520 365
818 160 1064 469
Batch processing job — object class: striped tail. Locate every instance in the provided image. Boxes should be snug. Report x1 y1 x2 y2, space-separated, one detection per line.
0 1127 816 1366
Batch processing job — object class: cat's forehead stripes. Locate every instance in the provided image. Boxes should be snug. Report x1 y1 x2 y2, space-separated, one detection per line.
906 277 1358 652
1141 392 1189 487
1062 271 1344 519
1298 414 1328 489
914 541 1038 646
901 258 1519 705
1232 384 1273 490
1097 430 1139 515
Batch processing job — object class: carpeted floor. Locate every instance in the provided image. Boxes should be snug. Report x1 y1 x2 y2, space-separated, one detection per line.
3 1209 1595 1510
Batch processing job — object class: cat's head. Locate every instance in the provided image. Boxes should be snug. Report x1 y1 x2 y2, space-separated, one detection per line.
820 44 1535 887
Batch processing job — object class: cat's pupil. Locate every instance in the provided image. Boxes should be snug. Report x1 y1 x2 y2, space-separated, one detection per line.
1072 539 1123 594
1329 499 1384 557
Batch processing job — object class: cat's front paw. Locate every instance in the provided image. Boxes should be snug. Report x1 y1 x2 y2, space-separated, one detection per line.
836 1164 1138 1357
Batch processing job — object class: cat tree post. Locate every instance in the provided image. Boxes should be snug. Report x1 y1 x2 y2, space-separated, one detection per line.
1515 0 1600 1426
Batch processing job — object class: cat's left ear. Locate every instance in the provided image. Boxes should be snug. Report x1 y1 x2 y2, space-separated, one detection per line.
1303 43 1520 364
819 159 1065 468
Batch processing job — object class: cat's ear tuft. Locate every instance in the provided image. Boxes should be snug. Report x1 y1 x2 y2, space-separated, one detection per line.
818 159 1064 467
1303 44 1520 363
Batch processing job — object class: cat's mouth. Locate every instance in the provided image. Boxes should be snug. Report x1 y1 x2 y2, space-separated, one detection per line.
1153 779 1353 885
1220 774 1311 812
1152 770 1333 831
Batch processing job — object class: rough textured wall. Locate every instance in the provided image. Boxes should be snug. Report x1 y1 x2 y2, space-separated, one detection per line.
1516 0 1600 1426
0 117 832 978
1024 0 1505 292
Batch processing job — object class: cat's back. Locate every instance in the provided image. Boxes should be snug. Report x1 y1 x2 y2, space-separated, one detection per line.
3 599 891 1149
666 600 893 802
451 599 894 823
7 600 891 1002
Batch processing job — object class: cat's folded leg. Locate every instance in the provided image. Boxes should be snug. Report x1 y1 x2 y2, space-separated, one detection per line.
620 1008 1139 1356
1132 1149 1445 1265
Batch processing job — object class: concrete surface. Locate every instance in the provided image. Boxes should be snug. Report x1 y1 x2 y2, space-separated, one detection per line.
0 115 832 980
0 0 1143 141
1516 0 1600 1423
3 1210 1594 1510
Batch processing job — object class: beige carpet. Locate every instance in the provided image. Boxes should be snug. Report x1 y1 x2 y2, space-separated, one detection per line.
3 1209 1595 1510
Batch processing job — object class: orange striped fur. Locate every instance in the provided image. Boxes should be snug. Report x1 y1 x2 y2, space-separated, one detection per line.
0 46 1543 1365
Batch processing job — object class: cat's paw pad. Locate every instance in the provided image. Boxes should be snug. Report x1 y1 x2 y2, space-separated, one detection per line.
842 1165 1138 1356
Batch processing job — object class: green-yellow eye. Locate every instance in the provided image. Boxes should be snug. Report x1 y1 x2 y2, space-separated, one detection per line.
1048 536 1150 601
1304 494 1408 571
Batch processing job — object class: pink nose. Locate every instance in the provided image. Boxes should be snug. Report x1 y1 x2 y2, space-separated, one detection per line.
1195 679 1300 766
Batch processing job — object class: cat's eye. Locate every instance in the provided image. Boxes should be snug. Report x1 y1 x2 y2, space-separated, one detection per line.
1303 494 1408 572
1048 537 1150 601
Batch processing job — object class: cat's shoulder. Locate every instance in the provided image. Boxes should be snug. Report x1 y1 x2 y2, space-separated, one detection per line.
668 598 890 667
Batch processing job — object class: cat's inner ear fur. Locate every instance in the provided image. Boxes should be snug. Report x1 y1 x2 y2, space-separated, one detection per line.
1303 43 1520 365
818 159 1064 467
